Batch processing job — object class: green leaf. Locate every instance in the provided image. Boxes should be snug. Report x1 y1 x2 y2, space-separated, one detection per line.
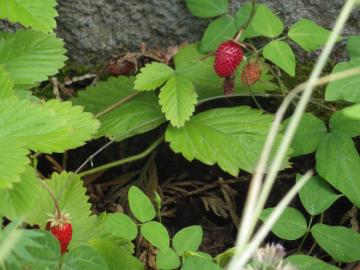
311 224 360 263
297 175 342 216
159 74 197 127
0 65 14 98
316 132 360 207
283 113 327 157
72 76 165 141
156 248 181 270
173 226 203 256
185 0 228 18
263 40 296 76
260 207 307 240
166 106 285 176
134 63 174 91
0 166 40 219
0 30 66 87
62 245 109 270
141 221 169 250
25 172 93 249
90 239 144 270
234 3 260 39
287 255 340 270
288 19 333 52
5 230 61 270
330 103 360 137
347 35 360 59
182 256 221 270
251 4 284 38
325 59 360 102
0 97 99 153
200 15 237 53
0 139 28 189
128 186 156 222
105 213 138 241
0 0 57 33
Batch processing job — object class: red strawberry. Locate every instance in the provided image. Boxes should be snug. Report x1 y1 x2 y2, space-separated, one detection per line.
223 76 235 96
214 40 244 77
46 212 72 254
241 62 262 86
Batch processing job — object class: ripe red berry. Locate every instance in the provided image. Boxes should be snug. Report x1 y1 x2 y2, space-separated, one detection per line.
214 40 244 77
46 213 72 254
241 62 262 86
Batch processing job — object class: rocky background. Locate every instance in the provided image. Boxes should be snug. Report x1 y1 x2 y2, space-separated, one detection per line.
3 0 360 65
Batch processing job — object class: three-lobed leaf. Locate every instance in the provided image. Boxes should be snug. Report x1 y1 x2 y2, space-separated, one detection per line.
263 40 296 76
297 174 341 216
283 113 327 157
134 63 174 91
316 132 360 207
260 207 307 240
141 221 169 250
199 14 237 53
159 74 197 127
128 186 156 222
172 225 203 256
288 19 333 52
0 0 58 33
105 213 138 241
311 224 360 263
185 0 228 18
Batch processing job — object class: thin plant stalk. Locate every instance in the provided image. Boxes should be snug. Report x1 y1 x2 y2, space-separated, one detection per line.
227 172 312 269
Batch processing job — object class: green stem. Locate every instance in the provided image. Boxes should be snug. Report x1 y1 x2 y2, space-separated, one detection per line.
297 215 314 252
95 92 140 118
234 0 256 41
78 135 164 178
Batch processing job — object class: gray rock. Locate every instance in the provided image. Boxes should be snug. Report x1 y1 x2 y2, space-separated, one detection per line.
3 0 360 65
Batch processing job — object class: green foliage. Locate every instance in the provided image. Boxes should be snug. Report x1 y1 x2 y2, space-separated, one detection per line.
166 106 286 176
128 186 156 222
311 224 360 263
185 0 228 18
0 0 58 33
173 226 203 256
182 256 221 270
156 248 181 270
135 63 174 91
251 4 284 38
263 40 296 76
200 15 237 53
234 3 259 39
347 35 360 59
141 221 170 250
330 103 360 137
159 74 198 127
72 76 165 141
105 213 138 241
288 19 333 52
283 113 327 157
325 58 360 102
316 132 360 207
0 66 14 98
297 175 342 216
287 255 340 270
260 207 307 240
0 30 66 88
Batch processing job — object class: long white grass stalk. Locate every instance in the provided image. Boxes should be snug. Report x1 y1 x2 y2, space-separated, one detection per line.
228 172 312 269
229 0 357 268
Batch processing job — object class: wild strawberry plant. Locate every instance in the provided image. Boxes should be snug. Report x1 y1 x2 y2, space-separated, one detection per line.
1 0 360 269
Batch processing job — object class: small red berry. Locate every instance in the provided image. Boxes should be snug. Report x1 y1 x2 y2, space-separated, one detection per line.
241 62 262 86
214 40 244 77
46 212 72 254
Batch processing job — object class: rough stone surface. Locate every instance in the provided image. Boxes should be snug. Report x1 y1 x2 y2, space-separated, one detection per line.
3 0 360 65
